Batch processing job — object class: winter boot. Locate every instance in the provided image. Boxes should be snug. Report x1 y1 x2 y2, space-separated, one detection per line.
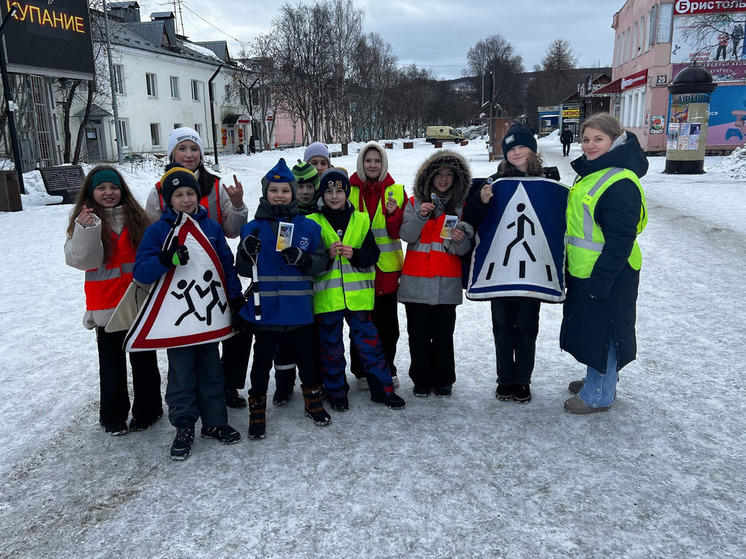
381 393 406 410
170 425 195 461
302 387 332 427
201 424 242 445
512 384 532 404
225 386 247 409
568 380 584 395
434 385 452 398
248 395 267 439
495 384 514 401
329 396 350 412
273 367 296 406
129 411 163 432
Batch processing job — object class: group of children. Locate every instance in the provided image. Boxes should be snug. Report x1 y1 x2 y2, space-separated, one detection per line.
67 124 570 461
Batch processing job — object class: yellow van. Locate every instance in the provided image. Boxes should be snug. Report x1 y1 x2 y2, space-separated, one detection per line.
425 126 464 144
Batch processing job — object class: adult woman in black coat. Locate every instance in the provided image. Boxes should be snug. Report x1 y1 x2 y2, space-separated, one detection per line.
561 113 648 414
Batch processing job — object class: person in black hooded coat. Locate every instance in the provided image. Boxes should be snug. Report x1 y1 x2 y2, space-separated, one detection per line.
561 113 648 414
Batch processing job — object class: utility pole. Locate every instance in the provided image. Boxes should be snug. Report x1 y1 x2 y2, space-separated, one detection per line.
102 0 123 165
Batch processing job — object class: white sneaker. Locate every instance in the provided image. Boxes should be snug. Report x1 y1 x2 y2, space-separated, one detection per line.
356 377 369 390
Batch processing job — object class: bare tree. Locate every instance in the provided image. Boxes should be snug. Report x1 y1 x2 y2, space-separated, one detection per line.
465 34 524 116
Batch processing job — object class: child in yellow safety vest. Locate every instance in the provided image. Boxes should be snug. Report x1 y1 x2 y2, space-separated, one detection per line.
308 169 406 412
64 166 163 436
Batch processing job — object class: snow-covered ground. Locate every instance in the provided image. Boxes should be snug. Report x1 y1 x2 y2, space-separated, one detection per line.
1 135 745 558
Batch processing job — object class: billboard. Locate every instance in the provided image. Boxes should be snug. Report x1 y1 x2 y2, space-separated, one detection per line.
671 12 745 70
2 0 95 80
706 84 746 147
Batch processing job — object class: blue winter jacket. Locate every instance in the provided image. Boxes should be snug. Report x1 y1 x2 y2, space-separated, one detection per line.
237 215 324 326
134 205 242 298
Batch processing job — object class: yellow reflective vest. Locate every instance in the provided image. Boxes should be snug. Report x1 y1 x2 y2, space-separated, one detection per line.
566 167 647 279
349 183 405 272
307 212 376 313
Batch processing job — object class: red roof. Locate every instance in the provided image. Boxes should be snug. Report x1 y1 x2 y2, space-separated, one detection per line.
588 78 621 96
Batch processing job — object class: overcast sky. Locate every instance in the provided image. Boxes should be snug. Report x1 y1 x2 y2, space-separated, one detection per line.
139 0 619 78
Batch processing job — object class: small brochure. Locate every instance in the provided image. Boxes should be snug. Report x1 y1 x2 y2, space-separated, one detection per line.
276 222 294 251
440 215 459 239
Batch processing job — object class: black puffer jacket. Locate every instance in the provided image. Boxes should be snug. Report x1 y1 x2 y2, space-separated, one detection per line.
559 131 648 373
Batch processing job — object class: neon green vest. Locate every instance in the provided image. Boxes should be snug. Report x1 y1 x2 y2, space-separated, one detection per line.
307 212 376 313
349 183 405 272
566 167 648 279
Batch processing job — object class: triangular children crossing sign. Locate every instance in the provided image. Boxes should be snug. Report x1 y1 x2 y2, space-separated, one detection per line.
125 213 234 351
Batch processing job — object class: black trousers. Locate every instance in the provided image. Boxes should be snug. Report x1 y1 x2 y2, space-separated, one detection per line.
221 330 253 390
166 342 226 428
350 292 399 378
248 325 321 397
405 303 456 390
96 327 162 427
490 298 541 385
562 143 571 156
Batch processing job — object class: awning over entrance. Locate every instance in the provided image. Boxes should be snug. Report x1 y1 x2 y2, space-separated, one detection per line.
223 113 251 125
587 78 621 96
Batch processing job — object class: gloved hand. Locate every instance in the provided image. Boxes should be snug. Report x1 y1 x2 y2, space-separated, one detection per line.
281 246 310 269
240 233 261 259
158 238 189 268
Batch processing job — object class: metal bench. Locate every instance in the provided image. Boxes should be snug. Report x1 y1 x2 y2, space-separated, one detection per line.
38 165 85 204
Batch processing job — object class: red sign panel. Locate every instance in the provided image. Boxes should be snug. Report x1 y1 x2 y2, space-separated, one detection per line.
674 0 746 15
621 69 648 90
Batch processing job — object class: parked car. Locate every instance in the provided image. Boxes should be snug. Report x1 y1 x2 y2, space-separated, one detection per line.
425 126 465 144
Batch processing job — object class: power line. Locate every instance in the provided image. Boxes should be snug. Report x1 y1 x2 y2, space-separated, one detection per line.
178 1 249 47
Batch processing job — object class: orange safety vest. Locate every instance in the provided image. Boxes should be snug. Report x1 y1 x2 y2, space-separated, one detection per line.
84 229 137 311
401 208 462 278
156 176 222 224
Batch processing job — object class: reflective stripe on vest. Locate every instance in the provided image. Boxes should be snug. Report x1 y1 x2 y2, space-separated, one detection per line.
350 183 404 272
256 274 314 298
307 212 375 313
565 167 647 279
401 210 462 278
84 229 137 311
156 176 222 223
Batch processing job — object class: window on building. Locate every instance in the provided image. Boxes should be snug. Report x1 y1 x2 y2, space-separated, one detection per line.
117 119 130 148
170 76 180 99
225 84 231 102
150 123 162 146
239 88 247 106
639 17 646 53
113 64 125 95
146 73 158 97
632 23 638 59
656 2 673 43
174 123 183 129
648 5 658 47
191 79 201 101
194 123 203 137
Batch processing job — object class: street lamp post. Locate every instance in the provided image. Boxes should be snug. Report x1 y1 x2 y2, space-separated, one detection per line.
0 5 25 194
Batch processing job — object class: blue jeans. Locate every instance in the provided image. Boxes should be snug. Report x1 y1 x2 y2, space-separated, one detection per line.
578 342 618 408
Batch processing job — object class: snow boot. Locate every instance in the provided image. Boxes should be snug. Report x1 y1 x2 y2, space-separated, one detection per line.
129 411 163 432
434 385 452 398
329 396 350 412
568 380 583 394
225 386 247 409
248 395 267 439
273 368 296 406
302 387 332 427
201 424 242 445
512 384 532 404
495 384 514 401
170 425 195 461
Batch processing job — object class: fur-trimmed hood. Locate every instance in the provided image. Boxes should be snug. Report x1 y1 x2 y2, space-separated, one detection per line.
413 150 471 207
356 141 389 181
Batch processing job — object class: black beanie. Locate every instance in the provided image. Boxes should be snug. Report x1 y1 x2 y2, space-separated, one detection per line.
502 124 537 155
317 168 351 201
160 166 199 207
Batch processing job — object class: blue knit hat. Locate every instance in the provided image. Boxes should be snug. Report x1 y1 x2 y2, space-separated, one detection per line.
261 158 297 199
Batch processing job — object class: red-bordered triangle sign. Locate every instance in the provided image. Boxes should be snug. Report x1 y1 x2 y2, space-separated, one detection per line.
125 213 234 351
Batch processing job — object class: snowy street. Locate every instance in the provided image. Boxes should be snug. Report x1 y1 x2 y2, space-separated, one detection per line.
1 135 744 558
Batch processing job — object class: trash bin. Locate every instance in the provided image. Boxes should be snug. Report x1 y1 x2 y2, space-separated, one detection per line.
0 170 22 212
